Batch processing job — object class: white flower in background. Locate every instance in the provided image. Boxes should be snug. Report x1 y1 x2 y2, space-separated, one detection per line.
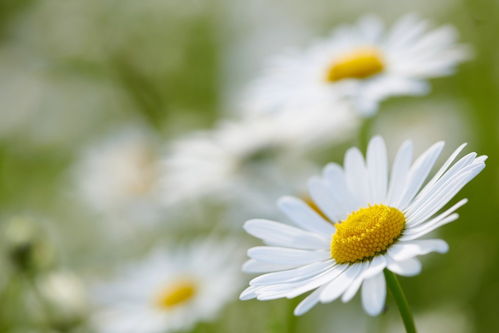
93 240 241 333
240 136 485 316
244 14 470 116
75 129 163 224
161 106 357 206
36 271 88 325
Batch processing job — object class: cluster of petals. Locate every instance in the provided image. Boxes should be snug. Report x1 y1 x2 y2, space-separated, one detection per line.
241 136 485 316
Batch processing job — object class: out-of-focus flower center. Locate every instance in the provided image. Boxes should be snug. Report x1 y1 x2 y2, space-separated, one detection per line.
155 280 197 310
326 47 384 82
126 148 157 196
331 205 405 264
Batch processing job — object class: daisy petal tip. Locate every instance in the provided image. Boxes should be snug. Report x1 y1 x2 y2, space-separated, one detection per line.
277 195 298 208
438 241 450 254
293 307 307 316
239 290 256 301
243 219 263 232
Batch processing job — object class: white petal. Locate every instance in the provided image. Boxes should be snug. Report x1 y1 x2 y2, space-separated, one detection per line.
240 286 257 300
407 195 467 228
387 257 422 276
285 265 346 298
278 196 335 236
387 141 413 205
249 260 333 286
403 213 459 241
242 259 298 273
323 163 363 213
366 136 388 204
308 178 344 222
395 141 444 210
248 247 330 266
416 143 467 196
361 272 386 316
387 239 448 261
405 160 484 225
406 152 476 217
294 286 324 316
341 261 369 302
256 264 347 300
341 255 388 303
344 147 369 206
244 219 328 250
320 263 363 302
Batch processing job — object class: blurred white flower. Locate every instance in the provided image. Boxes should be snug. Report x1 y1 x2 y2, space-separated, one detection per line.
36 271 88 325
244 14 470 116
161 105 357 206
75 129 163 225
92 239 242 333
241 136 485 316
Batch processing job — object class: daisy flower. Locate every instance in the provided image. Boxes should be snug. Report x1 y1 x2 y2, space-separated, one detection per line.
93 239 241 333
161 107 356 206
240 136 485 316
75 129 163 225
244 14 470 116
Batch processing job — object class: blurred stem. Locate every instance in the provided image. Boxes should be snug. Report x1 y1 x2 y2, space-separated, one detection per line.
111 57 166 133
384 270 416 333
358 116 374 151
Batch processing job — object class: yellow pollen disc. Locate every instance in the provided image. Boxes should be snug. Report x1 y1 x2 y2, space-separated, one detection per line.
326 47 384 82
155 280 197 309
331 205 405 264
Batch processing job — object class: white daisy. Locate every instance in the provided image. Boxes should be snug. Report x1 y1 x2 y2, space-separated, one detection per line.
35 271 89 327
93 239 241 333
75 129 163 225
240 136 486 316
161 106 356 206
244 14 470 116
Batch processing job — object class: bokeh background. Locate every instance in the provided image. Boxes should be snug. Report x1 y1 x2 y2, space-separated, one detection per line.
0 0 497 332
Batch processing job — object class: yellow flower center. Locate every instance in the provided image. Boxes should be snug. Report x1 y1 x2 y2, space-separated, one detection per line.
154 280 197 310
325 47 384 82
331 205 405 264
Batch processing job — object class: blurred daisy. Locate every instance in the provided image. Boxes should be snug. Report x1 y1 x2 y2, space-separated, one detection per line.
75 129 163 225
244 14 470 116
161 106 356 206
240 136 485 316
35 271 89 328
93 240 241 333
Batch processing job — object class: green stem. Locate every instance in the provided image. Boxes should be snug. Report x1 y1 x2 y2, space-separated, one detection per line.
384 270 417 333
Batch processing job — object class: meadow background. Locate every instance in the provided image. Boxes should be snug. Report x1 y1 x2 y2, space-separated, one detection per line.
0 0 498 332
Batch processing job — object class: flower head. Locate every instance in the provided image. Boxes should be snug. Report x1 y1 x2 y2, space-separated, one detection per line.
240 136 485 316
93 239 242 333
75 129 163 224
244 14 470 116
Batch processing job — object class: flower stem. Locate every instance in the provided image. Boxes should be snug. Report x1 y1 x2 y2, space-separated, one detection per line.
384 270 417 333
